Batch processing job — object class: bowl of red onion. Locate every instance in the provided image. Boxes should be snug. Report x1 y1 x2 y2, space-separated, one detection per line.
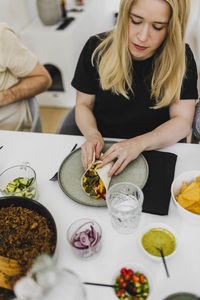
67 218 102 258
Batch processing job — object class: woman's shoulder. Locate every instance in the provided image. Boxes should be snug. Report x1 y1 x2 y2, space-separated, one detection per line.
85 31 111 50
185 43 195 61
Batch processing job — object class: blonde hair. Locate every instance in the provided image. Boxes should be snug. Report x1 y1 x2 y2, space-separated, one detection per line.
92 0 190 109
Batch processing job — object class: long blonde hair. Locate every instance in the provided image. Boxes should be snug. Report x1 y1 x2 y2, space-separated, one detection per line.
92 0 190 108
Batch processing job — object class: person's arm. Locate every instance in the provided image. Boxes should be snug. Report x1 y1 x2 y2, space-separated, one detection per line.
102 99 196 176
75 90 104 170
0 62 52 107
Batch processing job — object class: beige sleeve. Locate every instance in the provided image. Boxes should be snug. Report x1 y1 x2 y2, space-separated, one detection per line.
0 24 38 77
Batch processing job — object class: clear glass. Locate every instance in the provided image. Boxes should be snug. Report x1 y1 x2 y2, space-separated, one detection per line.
67 218 102 258
0 164 37 200
14 255 87 300
106 182 144 234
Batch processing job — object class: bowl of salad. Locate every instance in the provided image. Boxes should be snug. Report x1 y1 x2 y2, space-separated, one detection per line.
67 218 102 258
0 164 37 200
112 262 152 299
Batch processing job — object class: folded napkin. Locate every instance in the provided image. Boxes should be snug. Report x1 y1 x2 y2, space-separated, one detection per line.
142 150 177 215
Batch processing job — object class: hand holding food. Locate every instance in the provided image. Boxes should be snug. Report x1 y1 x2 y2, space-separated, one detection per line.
81 132 104 170
102 139 143 176
81 153 114 200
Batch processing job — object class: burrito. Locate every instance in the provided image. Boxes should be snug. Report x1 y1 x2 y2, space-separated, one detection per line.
81 154 114 200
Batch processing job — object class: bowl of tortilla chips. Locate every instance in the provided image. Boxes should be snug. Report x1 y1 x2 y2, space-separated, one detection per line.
171 170 200 222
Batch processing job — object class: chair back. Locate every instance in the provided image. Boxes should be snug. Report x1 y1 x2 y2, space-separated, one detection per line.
28 98 43 133
192 100 200 143
56 107 81 135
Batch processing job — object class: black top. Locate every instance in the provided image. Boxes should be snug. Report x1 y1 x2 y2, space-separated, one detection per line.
71 33 198 139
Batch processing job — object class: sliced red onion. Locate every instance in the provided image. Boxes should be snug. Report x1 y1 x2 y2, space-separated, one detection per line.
79 232 90 246
70 221 101 250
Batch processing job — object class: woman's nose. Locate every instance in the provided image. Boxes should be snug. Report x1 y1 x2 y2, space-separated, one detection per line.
138 24 149 42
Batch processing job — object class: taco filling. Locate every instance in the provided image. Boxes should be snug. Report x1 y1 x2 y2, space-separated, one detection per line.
82 164 106 200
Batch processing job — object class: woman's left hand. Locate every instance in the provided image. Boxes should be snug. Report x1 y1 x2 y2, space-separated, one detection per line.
101 139 144 177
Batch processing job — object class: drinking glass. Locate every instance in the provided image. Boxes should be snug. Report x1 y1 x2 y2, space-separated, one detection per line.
14 254 87 300
106 182 144 234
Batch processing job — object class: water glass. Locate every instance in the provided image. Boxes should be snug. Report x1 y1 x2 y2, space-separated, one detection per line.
106 182 144 234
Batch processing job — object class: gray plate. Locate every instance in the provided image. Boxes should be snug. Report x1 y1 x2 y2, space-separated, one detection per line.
58 141 149 207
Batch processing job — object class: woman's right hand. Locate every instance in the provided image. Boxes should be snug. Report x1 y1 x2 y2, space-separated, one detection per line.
81 132 104 170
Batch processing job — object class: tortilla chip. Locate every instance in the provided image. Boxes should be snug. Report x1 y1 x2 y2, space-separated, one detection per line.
176 176 200 214
196 176 200 182
180 182 188 193
186 201 200 215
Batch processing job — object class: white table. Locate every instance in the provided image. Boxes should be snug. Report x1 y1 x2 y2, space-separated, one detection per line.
0 130 200 300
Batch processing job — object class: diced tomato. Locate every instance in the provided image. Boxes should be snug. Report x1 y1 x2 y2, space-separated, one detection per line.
134 297 139 300
125 274 131 281
120 267 127 275
122 282 127 288
140 273 145 284
116 290 123 297
132 274 140 282
119 276 124 285
132 287 137 293
127 269 134 276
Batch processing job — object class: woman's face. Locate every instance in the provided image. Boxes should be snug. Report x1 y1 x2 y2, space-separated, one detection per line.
128 0 170 60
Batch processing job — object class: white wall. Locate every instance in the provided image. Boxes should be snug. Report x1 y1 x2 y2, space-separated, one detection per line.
14 0 121 108
0 0 37 33
186 0 200 94
0 0 120 34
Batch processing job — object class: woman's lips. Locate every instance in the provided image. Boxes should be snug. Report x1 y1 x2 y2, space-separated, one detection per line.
133 43 148 51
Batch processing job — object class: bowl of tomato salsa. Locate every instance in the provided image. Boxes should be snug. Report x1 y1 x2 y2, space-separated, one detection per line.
112 263 152 299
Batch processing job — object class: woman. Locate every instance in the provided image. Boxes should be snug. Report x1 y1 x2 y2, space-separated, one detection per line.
71 0 198 176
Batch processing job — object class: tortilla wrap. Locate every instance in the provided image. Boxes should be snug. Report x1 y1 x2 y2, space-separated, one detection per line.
81 153 114 199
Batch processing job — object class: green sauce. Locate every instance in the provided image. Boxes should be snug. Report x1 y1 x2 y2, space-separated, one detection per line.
141 227 176 257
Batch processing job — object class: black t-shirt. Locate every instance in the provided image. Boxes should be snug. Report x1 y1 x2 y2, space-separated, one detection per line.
71 34 198 139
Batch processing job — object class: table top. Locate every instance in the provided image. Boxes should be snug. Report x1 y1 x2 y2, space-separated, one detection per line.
0 130 200 300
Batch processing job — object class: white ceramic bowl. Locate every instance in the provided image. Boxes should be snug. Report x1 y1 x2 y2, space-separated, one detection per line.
139 223 178 262
112 262 153 299
171 170 200 223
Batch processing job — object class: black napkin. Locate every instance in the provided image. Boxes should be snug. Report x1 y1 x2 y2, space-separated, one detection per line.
142 150 177 215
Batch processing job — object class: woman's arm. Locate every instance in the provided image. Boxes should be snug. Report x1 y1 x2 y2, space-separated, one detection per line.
75 90 104 169
102 99 196 176
0 62 52 107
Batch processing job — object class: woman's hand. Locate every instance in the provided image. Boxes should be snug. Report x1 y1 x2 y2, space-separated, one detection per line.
101 139 144 177
75 91 104 170
81 132 104 170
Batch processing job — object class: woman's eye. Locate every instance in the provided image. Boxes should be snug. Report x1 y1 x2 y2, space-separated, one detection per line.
130 18 141 25
153 25 165 31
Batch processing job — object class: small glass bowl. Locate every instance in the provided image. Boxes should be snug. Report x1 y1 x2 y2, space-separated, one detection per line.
112 262 153 299
67 218 102 258
0 164 37 200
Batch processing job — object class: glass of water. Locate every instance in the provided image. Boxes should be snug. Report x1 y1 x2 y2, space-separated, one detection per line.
106 182 144 234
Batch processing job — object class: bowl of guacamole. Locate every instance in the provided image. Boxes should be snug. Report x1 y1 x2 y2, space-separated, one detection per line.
139 223 178 261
